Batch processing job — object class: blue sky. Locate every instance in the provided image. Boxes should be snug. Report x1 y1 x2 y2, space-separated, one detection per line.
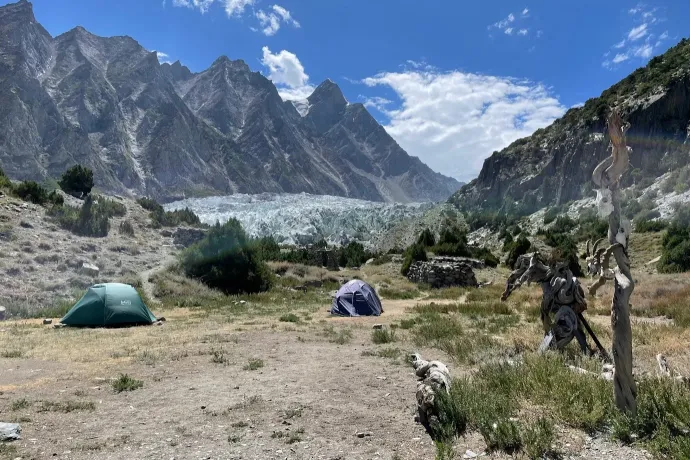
6 0 689 182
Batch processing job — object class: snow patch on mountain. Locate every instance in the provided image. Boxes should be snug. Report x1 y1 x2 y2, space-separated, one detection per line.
165 193 433 246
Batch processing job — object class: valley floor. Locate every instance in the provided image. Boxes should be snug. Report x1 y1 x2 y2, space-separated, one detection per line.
1 195 689 459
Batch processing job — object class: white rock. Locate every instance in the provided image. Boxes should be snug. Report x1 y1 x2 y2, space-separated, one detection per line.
80 262 100 277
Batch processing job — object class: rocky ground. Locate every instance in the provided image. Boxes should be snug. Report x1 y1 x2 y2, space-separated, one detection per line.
0 191 178 317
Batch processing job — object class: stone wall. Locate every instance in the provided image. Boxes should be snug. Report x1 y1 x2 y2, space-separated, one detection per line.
406 259 478 288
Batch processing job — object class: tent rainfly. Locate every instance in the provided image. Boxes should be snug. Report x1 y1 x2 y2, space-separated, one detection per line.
331 279 383 317
60 283 158 327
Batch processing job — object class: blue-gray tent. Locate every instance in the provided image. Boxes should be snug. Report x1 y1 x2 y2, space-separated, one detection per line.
331 280 383 317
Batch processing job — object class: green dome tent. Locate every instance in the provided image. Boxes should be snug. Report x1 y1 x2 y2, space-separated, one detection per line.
60 283 158 327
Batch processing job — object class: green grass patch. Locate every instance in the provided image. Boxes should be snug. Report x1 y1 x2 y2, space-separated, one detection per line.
279 313 301 323
243 358 264 371
372 328 397 344
112 374 144 393
413 301 513 317
321 325 353 344
378 287 419 300
433 353 690 458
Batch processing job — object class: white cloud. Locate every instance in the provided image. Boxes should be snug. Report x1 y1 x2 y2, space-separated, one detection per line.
603 5 667 69
613 53 629 63
261 46 314 100
489 10 533 39
571 102 585 108
492 13 515 30
362 69 565 182
154 51 173 64
633 44 653 58
628 23 648 41
171 0 256 18
255 4 300 36
172 0 215 13
224 0 254 16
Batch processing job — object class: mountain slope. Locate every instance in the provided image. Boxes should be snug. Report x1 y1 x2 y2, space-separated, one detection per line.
452 38 690 214
0 0 460 203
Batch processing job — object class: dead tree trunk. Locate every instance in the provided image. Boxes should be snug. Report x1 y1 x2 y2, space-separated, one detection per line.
591 110 637 415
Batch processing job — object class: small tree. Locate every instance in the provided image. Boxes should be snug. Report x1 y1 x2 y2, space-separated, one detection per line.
401 243 428 276
416 228 436 247
59 165 94 198
181 218 273 294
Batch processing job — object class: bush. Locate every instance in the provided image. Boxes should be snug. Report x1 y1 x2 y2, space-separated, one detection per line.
137 197 201 228
543 206 560 225
112 374 143 393
252 236 282 261
59 165 94 198
635 219 667 233
504 235 531 269
417 228 436 247
544 232 582 276
180 218 274 294
96 196 126 217
119 220 135 236
337 241 370 268
48 195 110 237
658 224 690 273
372 328 397 344
13 181 65 206
401 243 427 276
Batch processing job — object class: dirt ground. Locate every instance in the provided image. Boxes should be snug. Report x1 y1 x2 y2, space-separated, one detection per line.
0 308 655 460
0 193 682 459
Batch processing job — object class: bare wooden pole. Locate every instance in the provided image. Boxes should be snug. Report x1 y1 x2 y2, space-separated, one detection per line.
591 110 637 414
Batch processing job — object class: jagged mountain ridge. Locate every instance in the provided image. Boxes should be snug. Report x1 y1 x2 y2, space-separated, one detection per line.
451 38 690 214
0 0 461 202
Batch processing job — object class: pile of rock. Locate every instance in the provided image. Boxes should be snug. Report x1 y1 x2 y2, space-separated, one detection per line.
406 259 478 288
430 256 485 269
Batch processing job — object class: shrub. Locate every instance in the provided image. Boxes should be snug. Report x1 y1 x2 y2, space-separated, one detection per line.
13 181 47 204
180 218 274 294
0 166 11 189
12 180 64 207
472 247 499 267
137 197 201 228
417 228 436 247
635 219 667 233
112 374 143 393
59 165 94 198
401 243 427 276
48 195 110 237
337 241 370 268
658 224 690 273
543 206 560 225
119 220 135 236
544 232 582 276
96 196 126 217
252 236 282 261
504 235 531 268
372 328 397 344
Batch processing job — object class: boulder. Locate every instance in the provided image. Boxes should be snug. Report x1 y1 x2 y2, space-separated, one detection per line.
0 422 21 441
0 306 5 321
80 262 100 277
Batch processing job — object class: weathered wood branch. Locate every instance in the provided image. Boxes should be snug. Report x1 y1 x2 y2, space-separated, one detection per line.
593 109 636 415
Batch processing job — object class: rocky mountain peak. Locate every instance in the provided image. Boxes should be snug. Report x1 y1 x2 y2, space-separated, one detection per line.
0 1 461 203
308 79 347 107
211 55 250 73
0 0 35 23
161 60 194 83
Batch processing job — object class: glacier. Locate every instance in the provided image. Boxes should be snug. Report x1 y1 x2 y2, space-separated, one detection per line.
165 193 434 246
